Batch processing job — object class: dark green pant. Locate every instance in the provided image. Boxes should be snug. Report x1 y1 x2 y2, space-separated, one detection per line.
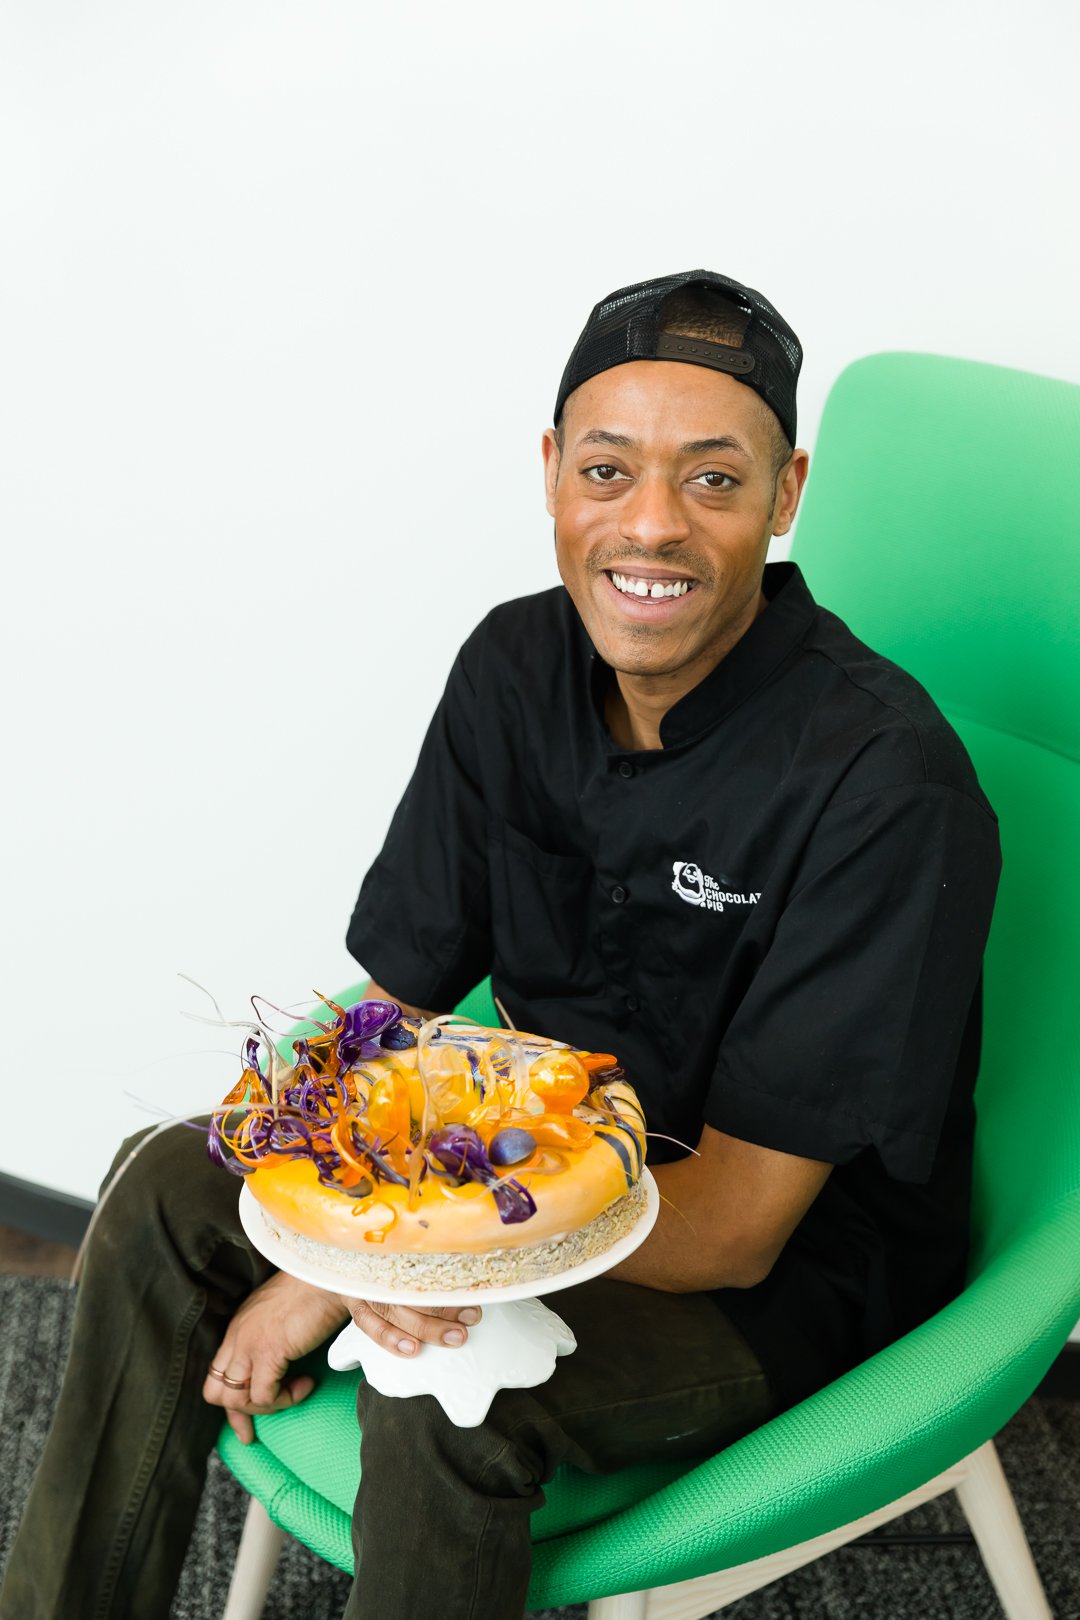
0 1119 774 1620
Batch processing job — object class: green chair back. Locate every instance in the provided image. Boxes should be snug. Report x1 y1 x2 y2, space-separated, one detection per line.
789 352 1080 1268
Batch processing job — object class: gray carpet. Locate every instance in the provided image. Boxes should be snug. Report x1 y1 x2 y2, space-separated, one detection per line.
1 1275 1077 1619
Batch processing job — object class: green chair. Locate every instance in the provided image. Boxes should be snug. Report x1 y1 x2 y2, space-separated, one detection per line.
218 353 1080 1619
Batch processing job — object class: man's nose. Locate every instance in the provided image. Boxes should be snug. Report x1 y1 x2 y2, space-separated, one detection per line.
617 473 692 549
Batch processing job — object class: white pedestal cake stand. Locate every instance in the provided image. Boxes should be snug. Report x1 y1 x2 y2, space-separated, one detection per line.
238 1170 659 1427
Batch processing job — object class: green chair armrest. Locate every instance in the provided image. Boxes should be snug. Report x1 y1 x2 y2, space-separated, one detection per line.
531 1189 1080 1606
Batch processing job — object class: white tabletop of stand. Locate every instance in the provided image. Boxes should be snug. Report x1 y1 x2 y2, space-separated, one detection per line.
238 1170 659 1426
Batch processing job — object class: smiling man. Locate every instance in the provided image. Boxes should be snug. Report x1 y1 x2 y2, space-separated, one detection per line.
335 270 1001 1617
0 271 1001 1620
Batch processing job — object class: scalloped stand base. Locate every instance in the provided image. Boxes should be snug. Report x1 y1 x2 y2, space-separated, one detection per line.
327 1297 577 1426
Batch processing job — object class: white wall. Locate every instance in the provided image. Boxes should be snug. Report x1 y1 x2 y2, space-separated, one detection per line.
3 0 1079 1202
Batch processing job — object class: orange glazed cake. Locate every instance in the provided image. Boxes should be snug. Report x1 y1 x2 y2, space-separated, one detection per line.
209 997 648 1290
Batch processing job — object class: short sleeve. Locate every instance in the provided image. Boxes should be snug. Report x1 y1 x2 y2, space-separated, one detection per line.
705 783 1001 1182
345 636 493 1010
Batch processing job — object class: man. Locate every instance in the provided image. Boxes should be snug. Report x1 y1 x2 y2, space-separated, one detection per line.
0 270 1001 1620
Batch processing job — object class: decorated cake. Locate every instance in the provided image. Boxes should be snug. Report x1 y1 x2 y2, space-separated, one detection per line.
209 996 649 1289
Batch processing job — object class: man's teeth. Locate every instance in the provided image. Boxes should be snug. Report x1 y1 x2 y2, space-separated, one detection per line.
609 571 695 600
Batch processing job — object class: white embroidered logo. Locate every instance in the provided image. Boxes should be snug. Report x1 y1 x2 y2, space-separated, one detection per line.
671 861 761 913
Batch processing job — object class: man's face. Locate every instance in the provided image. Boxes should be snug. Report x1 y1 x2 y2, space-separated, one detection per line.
542 361 808 681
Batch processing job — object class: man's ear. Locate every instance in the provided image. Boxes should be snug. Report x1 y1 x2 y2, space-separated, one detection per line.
771 449 810 537
541 428 560 519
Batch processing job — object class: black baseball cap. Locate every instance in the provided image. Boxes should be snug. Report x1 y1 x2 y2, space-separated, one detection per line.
554 268 802 448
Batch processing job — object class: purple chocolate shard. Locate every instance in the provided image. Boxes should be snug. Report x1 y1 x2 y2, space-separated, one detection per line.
427 1125 537 1225
491 1178 536 1224
338 1000 402 1067
427 1124 491 1181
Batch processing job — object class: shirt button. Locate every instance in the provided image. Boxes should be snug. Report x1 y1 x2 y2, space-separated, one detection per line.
611 884 628 904
617 760 634 779
625 993 641 1012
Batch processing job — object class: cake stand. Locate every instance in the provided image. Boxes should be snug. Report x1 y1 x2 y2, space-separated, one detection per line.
238 1170 659 1426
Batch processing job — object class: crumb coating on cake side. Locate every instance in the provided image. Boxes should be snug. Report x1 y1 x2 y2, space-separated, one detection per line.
258 1178 650 1291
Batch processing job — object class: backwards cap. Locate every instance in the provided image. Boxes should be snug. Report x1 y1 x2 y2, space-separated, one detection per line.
554 268 802 447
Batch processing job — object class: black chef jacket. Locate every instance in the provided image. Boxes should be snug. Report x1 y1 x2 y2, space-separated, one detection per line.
346 560 1002 1411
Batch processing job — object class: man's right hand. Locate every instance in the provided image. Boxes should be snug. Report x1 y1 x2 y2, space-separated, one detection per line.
348 1298 482 1357
203 1271 352 1445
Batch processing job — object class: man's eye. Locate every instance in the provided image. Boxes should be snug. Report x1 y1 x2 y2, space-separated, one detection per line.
582 465 737 491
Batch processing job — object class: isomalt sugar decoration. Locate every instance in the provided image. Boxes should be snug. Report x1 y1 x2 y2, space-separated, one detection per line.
208 995 644 1236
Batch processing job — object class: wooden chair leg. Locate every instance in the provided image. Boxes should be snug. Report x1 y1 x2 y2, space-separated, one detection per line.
221 1495 287 1620
588 1595 648 1619
954 1439 1052 1620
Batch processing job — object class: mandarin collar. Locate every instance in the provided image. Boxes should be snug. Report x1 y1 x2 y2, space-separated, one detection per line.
582 560 818 752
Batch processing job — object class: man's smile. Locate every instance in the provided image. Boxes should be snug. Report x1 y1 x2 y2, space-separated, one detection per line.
599 566 702 621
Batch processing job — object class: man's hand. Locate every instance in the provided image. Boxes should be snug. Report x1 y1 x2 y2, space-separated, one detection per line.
203 1271 352 1445
348 1298 482 1357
